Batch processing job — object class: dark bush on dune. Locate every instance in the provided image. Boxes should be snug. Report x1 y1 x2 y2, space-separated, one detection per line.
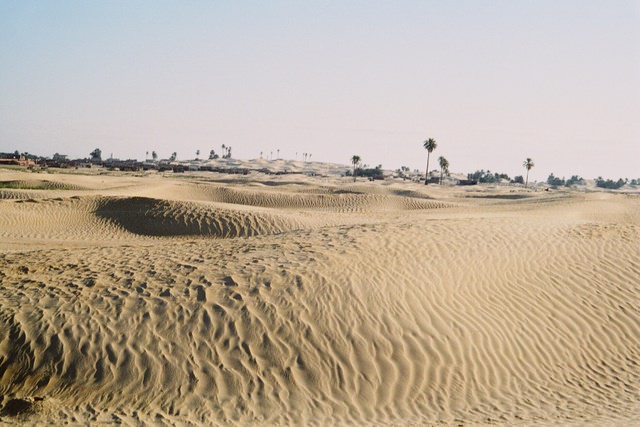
596 177 627 190
547 174 585 188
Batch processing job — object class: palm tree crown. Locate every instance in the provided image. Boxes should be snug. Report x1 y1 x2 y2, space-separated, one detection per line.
523 158 534 170
423 138 437 152
423 138 437 185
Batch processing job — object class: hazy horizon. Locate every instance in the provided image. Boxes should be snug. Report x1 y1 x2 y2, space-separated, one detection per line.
1 1 639 181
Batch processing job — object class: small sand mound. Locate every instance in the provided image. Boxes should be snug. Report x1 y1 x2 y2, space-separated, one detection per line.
93 196 304 238
0 196 129 243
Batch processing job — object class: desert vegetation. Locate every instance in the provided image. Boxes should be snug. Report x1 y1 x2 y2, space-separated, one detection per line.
547 174 585 188
523 158 534 188
351 155 361 182
438 156 449 185
466 170 512 184
422 138 437 185
595 177 627 190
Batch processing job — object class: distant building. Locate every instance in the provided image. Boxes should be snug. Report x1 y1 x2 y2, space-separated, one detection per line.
0 152 35 166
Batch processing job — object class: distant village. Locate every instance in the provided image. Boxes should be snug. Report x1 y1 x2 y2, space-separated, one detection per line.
1 149 637 190
0 148 248 174
0 147 391 181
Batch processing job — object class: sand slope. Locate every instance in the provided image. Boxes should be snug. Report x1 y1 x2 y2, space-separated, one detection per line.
1 168 639 425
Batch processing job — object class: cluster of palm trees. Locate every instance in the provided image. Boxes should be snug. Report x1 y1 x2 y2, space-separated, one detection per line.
220 145 232 159
422 138 449 185
257 151 313 161
206 145 233 160
144 146 234 162
351 155 361 182
422 138 534 187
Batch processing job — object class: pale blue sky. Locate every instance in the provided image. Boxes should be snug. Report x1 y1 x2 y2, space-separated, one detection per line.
1 1 638 179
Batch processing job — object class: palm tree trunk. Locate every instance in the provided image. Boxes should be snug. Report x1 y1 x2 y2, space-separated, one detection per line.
440 168 443 185
425 153 430 185
525 170 529 188
353 165 356 182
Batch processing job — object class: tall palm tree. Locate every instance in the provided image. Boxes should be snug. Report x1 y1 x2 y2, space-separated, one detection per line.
423 138 437 185
351 155 361 182
438 156 449 185
523 158 534 188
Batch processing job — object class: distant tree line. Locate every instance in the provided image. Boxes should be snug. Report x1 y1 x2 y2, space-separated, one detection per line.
546 174 585 187
467 170 513 183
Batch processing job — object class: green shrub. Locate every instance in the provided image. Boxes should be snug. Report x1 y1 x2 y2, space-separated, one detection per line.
595 177 626 189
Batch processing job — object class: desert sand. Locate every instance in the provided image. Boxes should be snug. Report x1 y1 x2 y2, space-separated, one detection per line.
0 164 639 426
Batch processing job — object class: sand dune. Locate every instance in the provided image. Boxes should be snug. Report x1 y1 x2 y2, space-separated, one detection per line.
1 168 639 425
93 196 308 238
184 182 453 212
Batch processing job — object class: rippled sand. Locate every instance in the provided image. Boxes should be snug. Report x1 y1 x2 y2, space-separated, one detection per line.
1 167 639 426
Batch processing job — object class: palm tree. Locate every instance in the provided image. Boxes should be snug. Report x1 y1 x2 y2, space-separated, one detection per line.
423 138 437 185
196 149 200 160
523 158 535 188
351 155 361 182
90 148 102 162
438 156 449 185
